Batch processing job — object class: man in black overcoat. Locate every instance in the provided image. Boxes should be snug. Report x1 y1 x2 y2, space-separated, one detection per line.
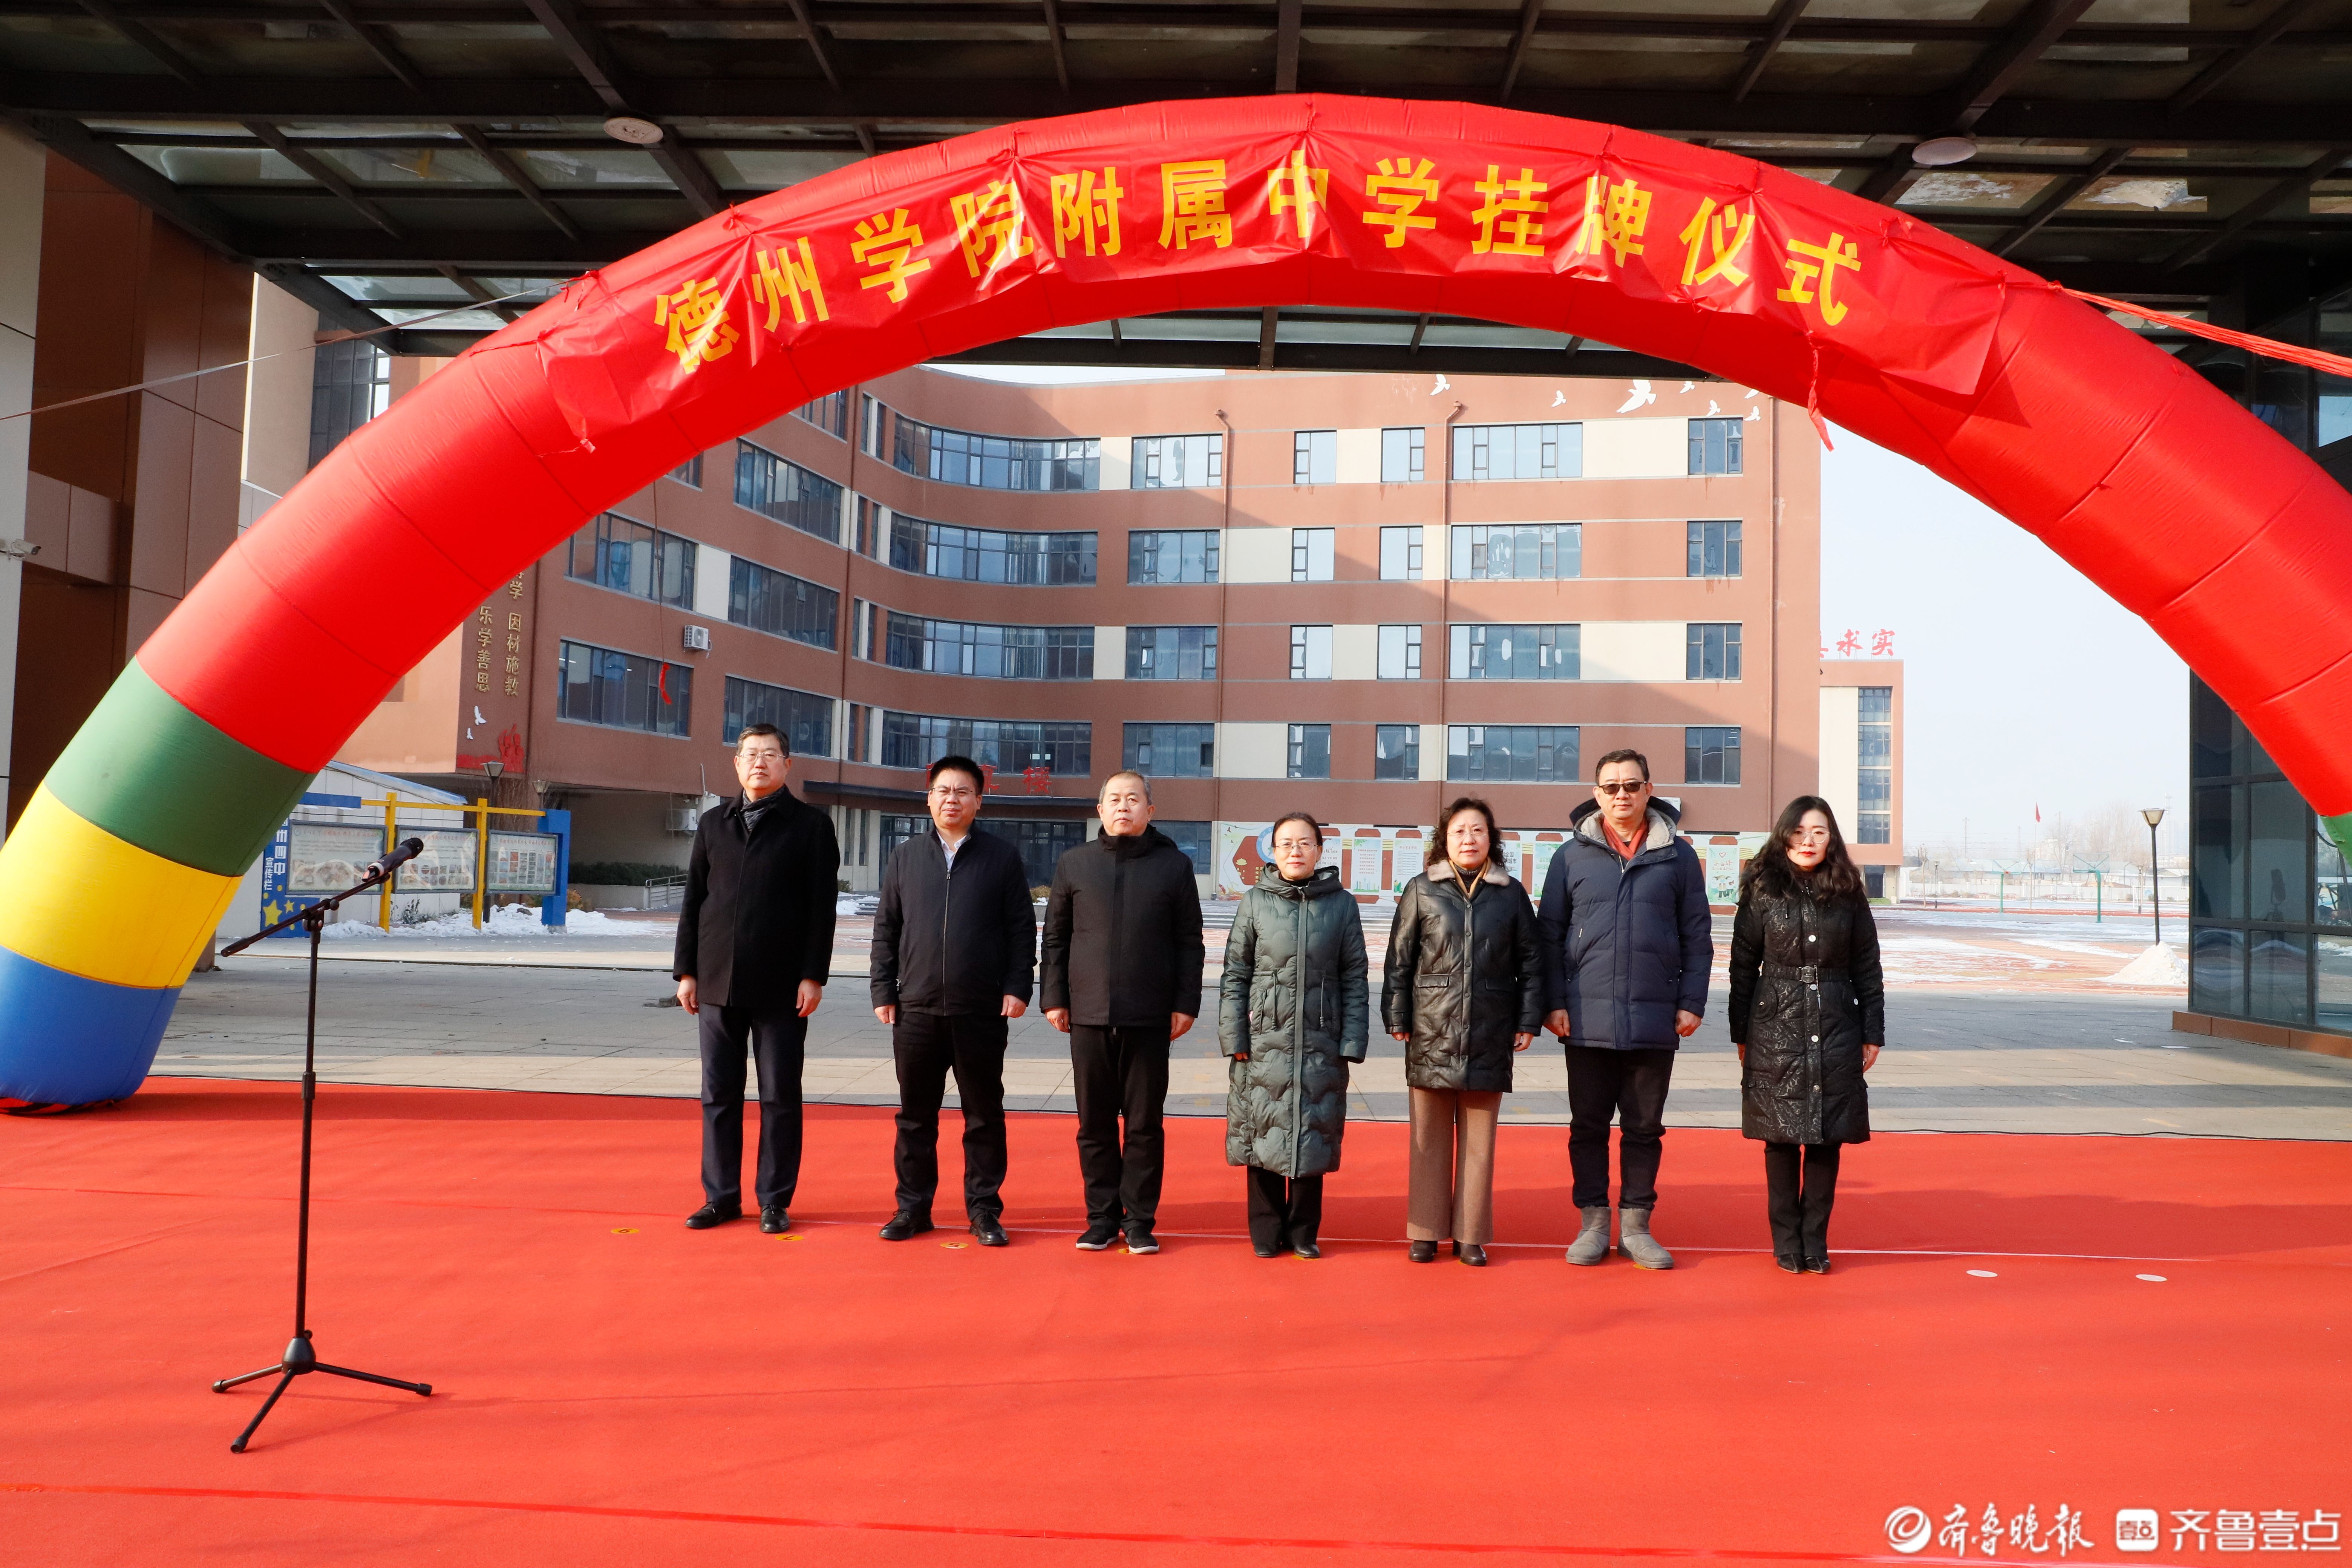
673 722 840 1232
1040 770 1205 1254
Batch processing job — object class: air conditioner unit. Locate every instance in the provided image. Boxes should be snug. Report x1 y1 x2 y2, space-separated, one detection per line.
667 807 701 833
682 624 711 652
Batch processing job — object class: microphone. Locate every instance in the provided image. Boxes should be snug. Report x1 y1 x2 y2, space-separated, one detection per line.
366 837 427 880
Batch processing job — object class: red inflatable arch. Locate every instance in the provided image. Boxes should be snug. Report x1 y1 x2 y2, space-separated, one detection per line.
6 94 2352 1106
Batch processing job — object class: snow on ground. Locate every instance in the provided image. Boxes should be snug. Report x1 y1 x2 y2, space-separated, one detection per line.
323 905 645 939
2101 943 2191 988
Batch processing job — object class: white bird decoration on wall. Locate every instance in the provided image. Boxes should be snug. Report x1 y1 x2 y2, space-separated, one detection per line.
1431 374 1452 395
1706 400 1722 416
1551 390 1566 407
1617 379 1657 413
1680 381 1696 393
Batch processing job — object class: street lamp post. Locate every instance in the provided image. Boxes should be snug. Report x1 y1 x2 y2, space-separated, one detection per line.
2141 807 2166 946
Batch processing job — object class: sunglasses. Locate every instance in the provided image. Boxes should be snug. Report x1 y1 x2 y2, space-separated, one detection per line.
1595 779 1649 796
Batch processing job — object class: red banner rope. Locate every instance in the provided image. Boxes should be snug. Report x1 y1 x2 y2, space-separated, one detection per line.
2064 289 2352 382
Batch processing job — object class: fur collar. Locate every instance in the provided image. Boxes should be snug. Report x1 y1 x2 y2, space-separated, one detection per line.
1574 805 1678 855
1423 858 1511 886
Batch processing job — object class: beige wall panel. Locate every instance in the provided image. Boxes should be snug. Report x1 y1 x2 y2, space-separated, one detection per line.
1223 525 1290 583
1818 683 1861 836
1219 720 1289 779
1581 620 1686 682
1583 416 1687 479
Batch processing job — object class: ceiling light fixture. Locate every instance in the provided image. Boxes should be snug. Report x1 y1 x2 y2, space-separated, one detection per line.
1911 136 1978 167
603 116 665 146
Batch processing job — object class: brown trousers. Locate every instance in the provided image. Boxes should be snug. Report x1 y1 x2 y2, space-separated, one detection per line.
1407 1087 1502 1243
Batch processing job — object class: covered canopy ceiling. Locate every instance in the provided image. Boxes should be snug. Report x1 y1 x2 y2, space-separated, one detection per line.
3 0 2347 372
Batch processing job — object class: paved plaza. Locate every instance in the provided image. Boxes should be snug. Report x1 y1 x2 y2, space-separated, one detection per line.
161 908 2352 1141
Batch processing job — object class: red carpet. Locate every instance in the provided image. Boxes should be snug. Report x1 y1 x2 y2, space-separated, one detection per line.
2 1078 2347 1567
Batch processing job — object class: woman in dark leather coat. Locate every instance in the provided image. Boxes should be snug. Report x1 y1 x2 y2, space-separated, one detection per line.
1727 796 1886 1275
1382 797 1543 1266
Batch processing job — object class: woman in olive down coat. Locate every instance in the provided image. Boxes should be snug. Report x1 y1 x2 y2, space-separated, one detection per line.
1382 797 1544 1266
1219 812 1369 1257
1728 795 1886 1275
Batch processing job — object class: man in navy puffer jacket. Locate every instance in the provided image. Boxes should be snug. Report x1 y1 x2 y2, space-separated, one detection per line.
1537 747 1713 1269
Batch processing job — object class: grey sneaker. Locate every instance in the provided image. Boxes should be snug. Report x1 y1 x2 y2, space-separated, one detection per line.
1617 1207 1675 1270
1565 1206 1612 1266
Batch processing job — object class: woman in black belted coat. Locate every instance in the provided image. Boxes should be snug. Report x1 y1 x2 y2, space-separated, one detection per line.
1727 796 1885 1275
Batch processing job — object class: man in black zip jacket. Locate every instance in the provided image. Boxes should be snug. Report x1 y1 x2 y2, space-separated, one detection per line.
673 723 840 1234
869 755 1037 1247
1041 770 1206 1254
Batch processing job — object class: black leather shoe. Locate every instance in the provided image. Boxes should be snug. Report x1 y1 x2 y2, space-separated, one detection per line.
1253 1242 1281 1259
970 1214 1008 1247
1802 1254 1831 1274
1292 1239 1321 1260
685 1204 740 1230
1776 1254 1802 1274
878 1211 934 1242
1408 1240 1438 1263
1074 1224 1119 1251
1458 1243 1489 1267
759 1206 789 1234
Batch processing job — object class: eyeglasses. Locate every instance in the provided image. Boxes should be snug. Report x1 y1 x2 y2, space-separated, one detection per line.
1595 779 1649 796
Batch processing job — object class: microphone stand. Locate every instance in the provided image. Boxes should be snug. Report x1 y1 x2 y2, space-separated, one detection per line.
211 852 432 1452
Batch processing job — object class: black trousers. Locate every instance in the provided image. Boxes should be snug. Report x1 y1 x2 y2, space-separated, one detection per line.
1763 1141 1842 1260
1245 1167 1324 1251
891 1010 1009 1220
1069 1024 1171 1232
698 1003 807 1211
1565 1044 1677 1211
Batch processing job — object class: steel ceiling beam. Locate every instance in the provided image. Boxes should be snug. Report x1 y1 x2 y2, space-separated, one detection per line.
519 0 727 217
1729 0 1807 104
1938 0 2101 135
10 73 2350 145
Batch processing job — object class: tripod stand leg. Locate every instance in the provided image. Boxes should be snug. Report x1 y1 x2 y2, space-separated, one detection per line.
313 1361 432 1397
229 1370 297 1453
213 1363 285 1393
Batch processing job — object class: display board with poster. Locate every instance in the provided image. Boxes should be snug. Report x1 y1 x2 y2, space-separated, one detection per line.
1698 832 1776 907
393 830 478 892
283 823 387 893
486 830 560 894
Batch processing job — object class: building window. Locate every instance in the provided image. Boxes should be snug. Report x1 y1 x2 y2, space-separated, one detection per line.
1132 433 1222 488
1687 622 1743 681
1689 519 1742 577
861 393 885 456
1451 422 1581 481
1374 724 1421 781
1686 725 1742 785
1156 820 1213 877
565 513 695 608
1294 429 1337 485
722 675 831 756
978 819 1093 890
1290 625 1333 680
308 337 391 469
880 712 1092 777
887 514 1096 585
1123 722 1216 778
1447 724 1579 783
1379 525 1423 581
794 389 850 439
1129 529 1220 585
1382 426 1426 483
729 557 839 649
854 496 881 557
1287 723 1331 779
557 640 691 737
735 441 844 542
1857 686 1892 844
1291 527 1335 582
1377 624 1422 680
1450 523 1579 581
669 453 703 488
1126 626 1217 681
1689 417 1744 475
893 414 1099 491
1449 623 1579 680
884 615 1094 680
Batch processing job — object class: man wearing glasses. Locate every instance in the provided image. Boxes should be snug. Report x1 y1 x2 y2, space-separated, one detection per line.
674 723 841 1234
869 756 1037 1247
1537 748 1712 1270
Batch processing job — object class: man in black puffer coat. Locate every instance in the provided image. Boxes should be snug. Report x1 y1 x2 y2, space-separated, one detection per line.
1537 747 1713 1269
870 755 1037 1248
1040 770 1205 1254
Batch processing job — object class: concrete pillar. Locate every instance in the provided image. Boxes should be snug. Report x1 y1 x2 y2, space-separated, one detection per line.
0 126 45 833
